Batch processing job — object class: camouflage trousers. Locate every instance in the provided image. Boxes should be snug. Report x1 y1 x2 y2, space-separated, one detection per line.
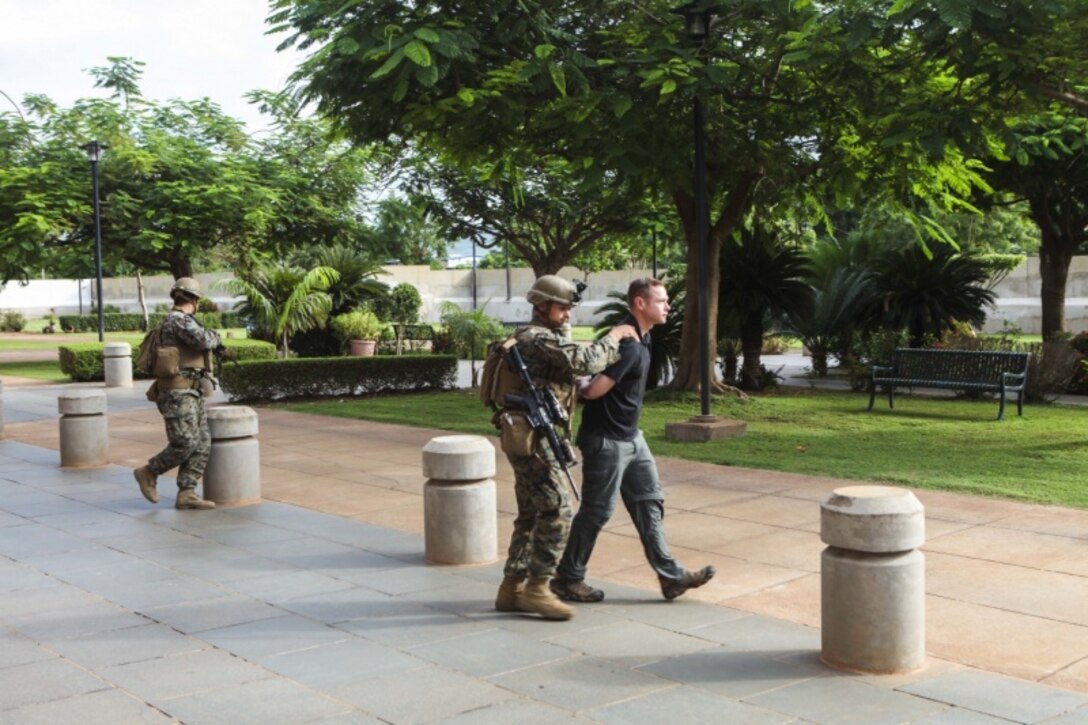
148 389 210 490
502 440 573 580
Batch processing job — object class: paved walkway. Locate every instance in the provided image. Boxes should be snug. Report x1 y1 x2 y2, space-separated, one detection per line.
1 379 1087 723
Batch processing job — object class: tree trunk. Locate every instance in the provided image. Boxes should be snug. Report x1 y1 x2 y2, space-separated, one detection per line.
135 269 149 331
168 256 193 279
740 316 763 388
1038 236 1073 340
669 175 757 393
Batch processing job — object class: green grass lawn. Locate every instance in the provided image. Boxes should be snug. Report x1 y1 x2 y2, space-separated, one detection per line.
280 387 1088 508
0 361 67 382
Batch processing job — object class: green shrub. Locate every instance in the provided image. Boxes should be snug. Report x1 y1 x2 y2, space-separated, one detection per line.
330 309 383 342
1 311 27 332
218 355 457 401
57 311 241 333
58 339 274 382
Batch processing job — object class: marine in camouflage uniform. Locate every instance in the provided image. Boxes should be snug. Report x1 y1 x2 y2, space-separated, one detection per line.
133 277 223 510
494 276 636 620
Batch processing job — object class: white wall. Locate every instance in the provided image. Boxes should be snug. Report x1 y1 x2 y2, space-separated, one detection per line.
4 257 1088 333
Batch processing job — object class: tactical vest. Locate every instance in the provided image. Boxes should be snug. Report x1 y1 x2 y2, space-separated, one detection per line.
480 324 576 430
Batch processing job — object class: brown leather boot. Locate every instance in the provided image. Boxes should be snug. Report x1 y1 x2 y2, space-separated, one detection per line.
495 575 525 612
134 466 158 504
517 578 574 620
175 489 215 510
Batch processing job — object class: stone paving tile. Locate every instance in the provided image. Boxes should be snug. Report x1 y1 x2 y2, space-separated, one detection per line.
601 597 749 634
227 569 357 602
47 622 206 669
141 594 285 634
924 527 1088 577
1 687 174 724
409 628 575 678
315 712 387 724
431 698 588 724
337 602 497 648
330 663 516 724
1045 658 1088 694
48 556 177 592
488 655 674 711
344 563 477 595
691 613 821 655
473 604 623 638
589 684 795 725
157 676 354 725
0 628 59 669
93 573 230 611
640 648 828 700
1040 707 1088 725
745 676 948 725
197 614 349 660
548 620 717 668
0 561 57 591
195 522 309 548
900 670 1088 723
21 544 137 577
4 600 150 641
276 585 402 624
0 582 104 619
97 648 273 701
263 638 426 689
0 523 89 558
0 658 111 711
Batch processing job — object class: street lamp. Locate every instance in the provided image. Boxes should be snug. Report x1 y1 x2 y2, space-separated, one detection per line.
674 2 717 418
82 140 107 343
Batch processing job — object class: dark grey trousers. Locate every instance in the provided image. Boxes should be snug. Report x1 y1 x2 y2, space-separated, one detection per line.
556 432 685 584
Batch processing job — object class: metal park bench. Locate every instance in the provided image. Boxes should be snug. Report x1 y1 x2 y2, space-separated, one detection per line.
867 348 1032 420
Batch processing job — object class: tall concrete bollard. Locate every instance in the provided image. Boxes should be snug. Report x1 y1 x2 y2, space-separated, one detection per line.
203 406 261 506
821 485 926 674
58 389 109 468
103 342 133 388
422 435 497 565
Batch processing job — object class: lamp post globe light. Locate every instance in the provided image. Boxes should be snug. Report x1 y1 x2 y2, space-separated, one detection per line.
82 140 107 343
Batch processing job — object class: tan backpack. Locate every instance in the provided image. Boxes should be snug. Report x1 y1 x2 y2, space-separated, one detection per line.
479 335 520 410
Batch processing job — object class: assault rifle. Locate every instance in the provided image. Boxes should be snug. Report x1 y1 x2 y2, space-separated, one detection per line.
503 344 581 501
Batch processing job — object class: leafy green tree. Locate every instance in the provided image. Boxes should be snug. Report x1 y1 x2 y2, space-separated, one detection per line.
376 282 423 354
592 277 685 390
439 301 507 385
217 261 339 356
370 194 449 266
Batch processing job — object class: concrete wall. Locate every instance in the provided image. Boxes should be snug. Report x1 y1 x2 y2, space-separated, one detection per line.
4 257 1087 333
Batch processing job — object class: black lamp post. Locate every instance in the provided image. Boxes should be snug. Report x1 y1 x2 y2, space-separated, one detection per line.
674 3 717 418
82 140 107 343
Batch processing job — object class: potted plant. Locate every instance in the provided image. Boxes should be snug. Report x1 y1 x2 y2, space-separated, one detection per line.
330 309 383 356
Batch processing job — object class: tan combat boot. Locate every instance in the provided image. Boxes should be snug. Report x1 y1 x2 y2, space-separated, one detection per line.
176 489 215 510
495 575 525 612
134 466 158 504
517 577 574 621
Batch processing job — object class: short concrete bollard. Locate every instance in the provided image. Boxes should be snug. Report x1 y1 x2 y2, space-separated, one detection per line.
821 485 926 674
422 435 497 565
58 389 109 467
103 342 133 388
204 406 261 506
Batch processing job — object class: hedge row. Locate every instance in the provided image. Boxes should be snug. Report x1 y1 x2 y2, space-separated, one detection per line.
218 355 457 402
58 338 276 382
58 311 245 333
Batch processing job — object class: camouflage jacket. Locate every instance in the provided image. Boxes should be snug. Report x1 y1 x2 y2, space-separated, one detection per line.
160 309 221 370
510 316 621 412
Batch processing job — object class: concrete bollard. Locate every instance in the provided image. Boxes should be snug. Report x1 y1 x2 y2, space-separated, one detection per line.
203 406 261 506
820 485 926 674
103 342 133 388
422 435 497 565
58 389 109 468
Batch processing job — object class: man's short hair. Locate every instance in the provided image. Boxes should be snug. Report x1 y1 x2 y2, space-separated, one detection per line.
627 277 664 307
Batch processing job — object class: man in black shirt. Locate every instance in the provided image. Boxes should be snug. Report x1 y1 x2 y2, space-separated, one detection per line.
552 278 715 603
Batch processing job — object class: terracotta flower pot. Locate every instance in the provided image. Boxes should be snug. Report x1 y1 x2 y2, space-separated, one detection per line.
350 339 377 357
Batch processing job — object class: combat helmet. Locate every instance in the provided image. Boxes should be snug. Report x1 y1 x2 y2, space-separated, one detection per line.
526 275 586 307
170 277 203 301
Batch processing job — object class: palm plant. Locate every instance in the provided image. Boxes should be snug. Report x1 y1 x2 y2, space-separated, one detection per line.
719 227 811 389
592 277 684 390
788 267 875 376
297 244 389 316
866 245 997 347
439 301 507 385
217 261 339 357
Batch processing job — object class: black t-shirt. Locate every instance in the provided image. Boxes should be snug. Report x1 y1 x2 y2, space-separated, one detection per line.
577 316 649 443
